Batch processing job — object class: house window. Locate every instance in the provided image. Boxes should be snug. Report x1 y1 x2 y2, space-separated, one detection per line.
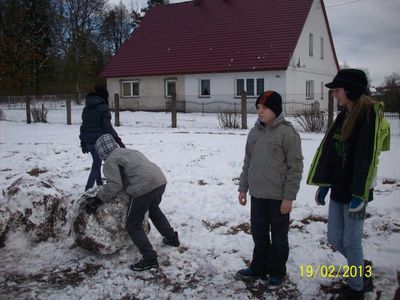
257 78 265 96
321 82 324 100
236 79 245 96
200 79 210 96
246 79 255 96
309 33 314 57
121 80 139 97
320 37 324 59
306 80 314 99
165 79 176 97
236 78 264 97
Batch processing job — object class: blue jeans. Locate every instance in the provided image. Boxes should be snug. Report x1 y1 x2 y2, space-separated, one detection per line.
85 149 103 191
327 199 364 291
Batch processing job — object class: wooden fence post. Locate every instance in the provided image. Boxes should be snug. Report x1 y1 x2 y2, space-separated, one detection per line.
241 92 247 129
171 93 177 128
66 98 72 125
327 90 334 130
114 93 120 127
26 96 31 124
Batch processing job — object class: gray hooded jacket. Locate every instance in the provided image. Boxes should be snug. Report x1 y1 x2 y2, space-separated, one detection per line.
238 114 303 200
95 134 167 202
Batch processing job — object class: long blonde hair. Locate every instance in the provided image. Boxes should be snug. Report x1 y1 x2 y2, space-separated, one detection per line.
341 95 377 141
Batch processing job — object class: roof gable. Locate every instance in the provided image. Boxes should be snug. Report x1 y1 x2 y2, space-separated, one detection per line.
101 0 314 78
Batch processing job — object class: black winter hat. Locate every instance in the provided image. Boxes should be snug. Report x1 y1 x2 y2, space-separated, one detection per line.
325 68 368 101
255 90 282 116
94 85 109 104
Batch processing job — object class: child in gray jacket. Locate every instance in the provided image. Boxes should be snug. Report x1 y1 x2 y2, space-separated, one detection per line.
236 91 303 288
85 134 179 271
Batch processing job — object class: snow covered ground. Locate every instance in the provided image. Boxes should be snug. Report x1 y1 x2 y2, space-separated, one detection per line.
1 107 399 300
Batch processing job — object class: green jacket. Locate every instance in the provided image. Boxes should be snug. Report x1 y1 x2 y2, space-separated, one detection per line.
239 114 303 200
307 102 390 202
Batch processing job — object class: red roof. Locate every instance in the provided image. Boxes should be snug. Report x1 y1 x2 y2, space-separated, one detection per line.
101 0 317 78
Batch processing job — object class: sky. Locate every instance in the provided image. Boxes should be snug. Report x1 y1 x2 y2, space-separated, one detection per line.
111 0 400 87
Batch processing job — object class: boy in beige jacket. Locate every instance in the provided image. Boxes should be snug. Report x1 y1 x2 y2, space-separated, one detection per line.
236 91 303 288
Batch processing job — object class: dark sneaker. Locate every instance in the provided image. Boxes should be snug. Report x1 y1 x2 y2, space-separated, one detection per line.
363 259 374 292
130 258 159 271
267 276 284 290
163 231 180 247
234 267 267 282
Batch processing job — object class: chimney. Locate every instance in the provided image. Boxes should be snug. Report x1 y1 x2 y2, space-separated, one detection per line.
194 0 201 5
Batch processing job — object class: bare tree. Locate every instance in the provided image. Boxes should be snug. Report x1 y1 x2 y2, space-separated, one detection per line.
380 72 400 113
50 0 106 101
0 0 52 95
101 2 133 56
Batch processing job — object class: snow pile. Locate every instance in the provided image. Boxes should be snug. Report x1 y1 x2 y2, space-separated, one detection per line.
0 205 11 247
2 175 68 243
73 192 150 255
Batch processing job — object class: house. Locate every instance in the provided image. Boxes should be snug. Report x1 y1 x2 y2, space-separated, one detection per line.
101 0 339 114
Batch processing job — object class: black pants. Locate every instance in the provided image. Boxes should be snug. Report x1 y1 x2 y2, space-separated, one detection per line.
125 184 175 260
250 197 289 279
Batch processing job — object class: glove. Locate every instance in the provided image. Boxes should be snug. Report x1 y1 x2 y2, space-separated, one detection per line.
348 197 367 220
81 142 89 154
315 187 329 206
115 136 126 148
85 196 103 214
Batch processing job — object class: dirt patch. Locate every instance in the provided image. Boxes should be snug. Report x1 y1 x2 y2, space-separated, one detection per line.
382 179 397 185
300 215 328 225
226 223 251 235
27 168 48 177
202 220 228 231
1 263 102 293
197 179 207 186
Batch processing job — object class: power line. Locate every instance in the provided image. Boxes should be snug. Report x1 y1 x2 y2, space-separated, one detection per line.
326 0 365 8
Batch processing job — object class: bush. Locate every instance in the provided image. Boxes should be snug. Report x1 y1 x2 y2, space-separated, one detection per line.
31 105 48 123
294 109 326 132
217 112 241 129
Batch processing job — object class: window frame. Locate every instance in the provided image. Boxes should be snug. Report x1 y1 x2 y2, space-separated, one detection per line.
309 33 314 57
199 79 211 97
165 79 177 98
320 81 324 100
320 37 324 59
121 80 140 97
235 77 264 97
306 80 315 100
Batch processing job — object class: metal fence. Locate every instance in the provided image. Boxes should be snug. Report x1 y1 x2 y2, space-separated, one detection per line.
1 93 399 136
0 95 84 110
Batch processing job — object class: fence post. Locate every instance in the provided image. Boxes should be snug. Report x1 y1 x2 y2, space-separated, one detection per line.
114 93 120 127
327 90 334 130
241 92 247 129
66 98 72 125
26 96 31 124
171 93 177 128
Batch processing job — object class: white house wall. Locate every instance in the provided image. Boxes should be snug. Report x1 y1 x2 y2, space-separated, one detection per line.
286 0 338 111
106 76 185 111
184 71 286 113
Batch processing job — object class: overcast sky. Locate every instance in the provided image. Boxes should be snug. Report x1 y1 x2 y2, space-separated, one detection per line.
112 0 400 86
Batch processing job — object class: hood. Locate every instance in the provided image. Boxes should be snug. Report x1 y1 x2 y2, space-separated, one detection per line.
95 134 119 161
85 93 105 108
